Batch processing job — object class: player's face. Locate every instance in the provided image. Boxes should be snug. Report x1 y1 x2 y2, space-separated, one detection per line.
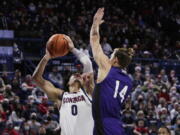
158 128 170 135
68 74 83 86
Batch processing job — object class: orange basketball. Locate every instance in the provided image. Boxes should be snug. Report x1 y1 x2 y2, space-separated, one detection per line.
46 34 69 57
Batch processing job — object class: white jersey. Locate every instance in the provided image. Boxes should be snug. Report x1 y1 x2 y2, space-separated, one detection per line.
60 89 94 135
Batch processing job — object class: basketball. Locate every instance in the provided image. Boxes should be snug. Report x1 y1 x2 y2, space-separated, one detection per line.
46 34 69 57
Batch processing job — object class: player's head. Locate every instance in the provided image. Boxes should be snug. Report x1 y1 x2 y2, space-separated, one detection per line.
110 48 134 69
158 126 171 135
68 73 83 89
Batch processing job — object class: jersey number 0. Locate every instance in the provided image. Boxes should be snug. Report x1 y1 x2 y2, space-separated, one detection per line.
113 80 128 103
71 105 78 116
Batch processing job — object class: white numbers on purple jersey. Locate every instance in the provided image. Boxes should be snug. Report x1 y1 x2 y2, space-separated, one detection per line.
113 80 128 103
119 85 128 103
113 80 120 98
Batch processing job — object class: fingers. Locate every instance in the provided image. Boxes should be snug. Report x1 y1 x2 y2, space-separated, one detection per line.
63 35 74 50
97 7 104 13
96 7 104 15
64 35 72 44
63 35 71 42
94 7 105 24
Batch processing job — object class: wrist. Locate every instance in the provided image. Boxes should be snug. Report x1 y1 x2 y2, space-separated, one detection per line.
93 21 99 26
43 55 50 61
69 47 75 52
71 48 79 54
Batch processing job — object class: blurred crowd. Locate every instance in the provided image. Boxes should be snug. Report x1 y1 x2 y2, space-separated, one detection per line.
0 62 179 135
122 64 180 135
0 0 180 135
0 0 180 59
0 69 60 135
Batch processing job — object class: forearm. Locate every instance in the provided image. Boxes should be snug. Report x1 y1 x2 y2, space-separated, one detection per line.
72 48 94 94
32 56 49 81
90 22 100 45
71 48 93 73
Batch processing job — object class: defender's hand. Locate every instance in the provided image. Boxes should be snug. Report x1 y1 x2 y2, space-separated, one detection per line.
93 8 105 25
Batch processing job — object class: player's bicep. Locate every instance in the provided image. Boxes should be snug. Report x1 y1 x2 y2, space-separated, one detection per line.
35 79 63 102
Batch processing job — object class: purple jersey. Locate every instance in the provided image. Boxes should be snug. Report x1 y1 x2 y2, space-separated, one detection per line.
92 67 132 135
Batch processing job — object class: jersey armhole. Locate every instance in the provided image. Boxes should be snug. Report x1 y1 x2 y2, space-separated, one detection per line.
81 88 92 103
97 66 112 84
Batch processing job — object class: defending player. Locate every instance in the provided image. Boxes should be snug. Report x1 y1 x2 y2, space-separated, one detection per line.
90 8 134 135
32 35 94 135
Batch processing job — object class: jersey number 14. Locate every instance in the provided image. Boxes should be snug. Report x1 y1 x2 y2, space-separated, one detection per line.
113 80 128 103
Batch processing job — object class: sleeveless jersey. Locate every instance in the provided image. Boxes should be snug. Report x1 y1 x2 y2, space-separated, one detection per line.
60 89 94 135
92 67 133 135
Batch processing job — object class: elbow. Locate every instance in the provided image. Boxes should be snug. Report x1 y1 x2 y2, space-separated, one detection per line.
32 74 37 81
32 74 41 84
82 56 92 67
90 38 94 47
84 57 92 66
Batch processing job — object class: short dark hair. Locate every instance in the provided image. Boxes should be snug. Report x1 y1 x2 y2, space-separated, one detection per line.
114 48 134 69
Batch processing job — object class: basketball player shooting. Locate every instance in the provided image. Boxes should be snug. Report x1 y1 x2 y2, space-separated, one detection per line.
32 35 94 135
90 8 134 135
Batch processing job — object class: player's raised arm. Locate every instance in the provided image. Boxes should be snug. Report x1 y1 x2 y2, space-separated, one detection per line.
32 50 63 103
64 36 94 95
90 8 111 71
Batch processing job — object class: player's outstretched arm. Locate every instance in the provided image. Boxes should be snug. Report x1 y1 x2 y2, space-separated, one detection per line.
90 8 111 71
64 35 94 95
32 50 63 103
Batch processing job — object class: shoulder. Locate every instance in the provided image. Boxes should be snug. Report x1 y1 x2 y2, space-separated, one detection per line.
80 88 92 102
80 88 91 96
120 69 133 82
98 67 120 81
97 65 112 83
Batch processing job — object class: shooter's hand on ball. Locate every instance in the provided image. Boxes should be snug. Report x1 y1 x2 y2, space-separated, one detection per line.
64 35 74 51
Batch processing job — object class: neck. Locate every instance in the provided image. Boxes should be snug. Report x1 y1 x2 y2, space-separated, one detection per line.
113 64 120 67
111 60 121 68
112 63 123 69
112 65 127 73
